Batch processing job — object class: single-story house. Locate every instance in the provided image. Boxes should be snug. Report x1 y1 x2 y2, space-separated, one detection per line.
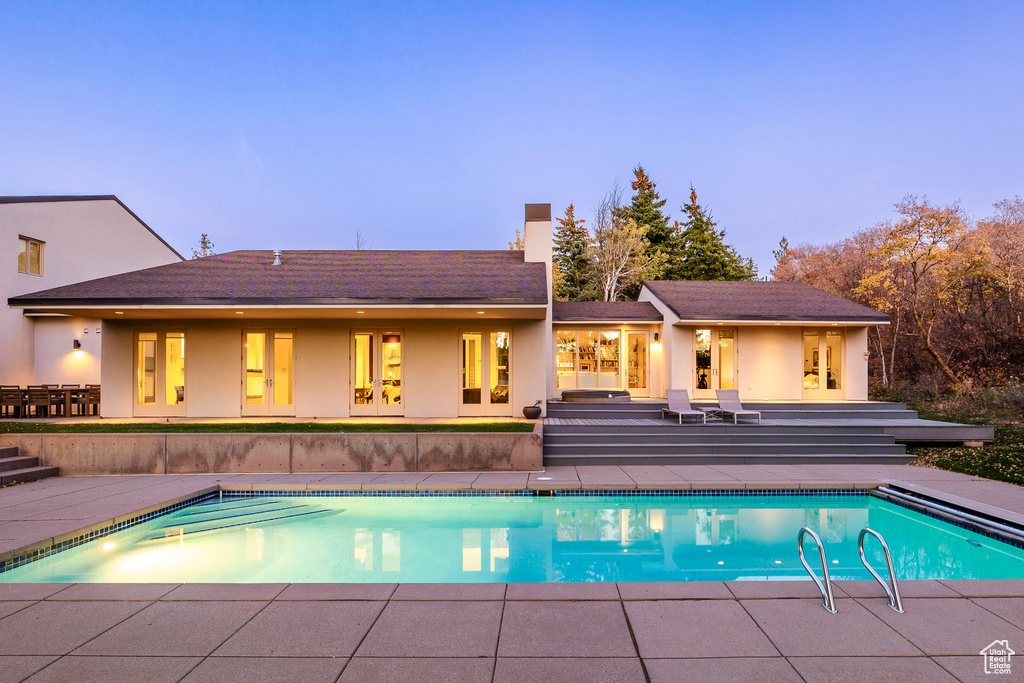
6 201 888 417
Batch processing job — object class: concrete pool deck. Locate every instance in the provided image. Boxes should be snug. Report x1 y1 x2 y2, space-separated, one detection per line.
1 465 1024 681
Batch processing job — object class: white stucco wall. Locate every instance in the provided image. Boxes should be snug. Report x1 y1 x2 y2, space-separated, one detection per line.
845 326 869 401
736 326 804 400
2 198 182 385
32 316 104 385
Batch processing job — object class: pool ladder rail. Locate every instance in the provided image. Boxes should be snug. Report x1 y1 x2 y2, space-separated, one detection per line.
796 526 905 614
797 527 837 613
858 527 905 613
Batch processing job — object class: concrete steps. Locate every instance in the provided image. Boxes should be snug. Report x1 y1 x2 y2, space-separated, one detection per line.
543 400 916 466
0 446 59 485
545 400 919 421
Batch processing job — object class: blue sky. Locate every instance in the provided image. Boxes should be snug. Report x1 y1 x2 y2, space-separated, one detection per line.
2 1 1022 273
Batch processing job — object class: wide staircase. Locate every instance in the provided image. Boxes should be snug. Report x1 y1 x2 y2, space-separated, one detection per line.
544 401 914 466
0 446 60 485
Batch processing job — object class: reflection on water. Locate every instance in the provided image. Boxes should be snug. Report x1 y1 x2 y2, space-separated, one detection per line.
4 495 1024 583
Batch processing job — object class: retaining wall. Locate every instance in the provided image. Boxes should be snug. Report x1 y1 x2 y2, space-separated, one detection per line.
0 425 543 475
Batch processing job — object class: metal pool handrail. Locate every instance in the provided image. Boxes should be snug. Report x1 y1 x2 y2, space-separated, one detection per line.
798 527 837 613
858 528 905 613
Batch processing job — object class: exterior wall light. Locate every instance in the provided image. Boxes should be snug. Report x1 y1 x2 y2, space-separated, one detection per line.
73 339 84 359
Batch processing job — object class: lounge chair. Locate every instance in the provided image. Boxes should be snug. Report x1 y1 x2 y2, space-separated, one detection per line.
714 389 761 424
662 389 706 424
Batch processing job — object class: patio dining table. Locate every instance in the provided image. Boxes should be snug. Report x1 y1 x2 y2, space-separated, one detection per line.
19 387 86 417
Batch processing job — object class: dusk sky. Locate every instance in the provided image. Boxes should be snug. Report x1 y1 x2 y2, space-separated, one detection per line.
2 1 1022 273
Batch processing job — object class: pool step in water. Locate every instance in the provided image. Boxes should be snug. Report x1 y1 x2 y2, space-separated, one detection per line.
140 501 341 541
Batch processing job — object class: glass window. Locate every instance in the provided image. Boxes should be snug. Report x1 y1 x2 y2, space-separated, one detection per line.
627 333 647 389
599 331 620 387
490 331 510 404
695 329 711 390
577 331 598 388
137 333 157 405
381 333 401 405
718 329 735 390
826 330 842 390
803 330 820 390
18 237 43 275
273 332 293 405
165 333 185 405
246 332 266 405
353 333 373 404
462 333 482 404
556 331 577 389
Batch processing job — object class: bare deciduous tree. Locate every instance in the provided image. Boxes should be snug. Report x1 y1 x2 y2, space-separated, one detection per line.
589 185 666 301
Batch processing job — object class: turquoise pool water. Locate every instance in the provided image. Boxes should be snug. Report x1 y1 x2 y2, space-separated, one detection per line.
4 494 1024 583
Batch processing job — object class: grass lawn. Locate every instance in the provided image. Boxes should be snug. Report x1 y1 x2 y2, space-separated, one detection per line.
909 405 1024 486
0 422 536 434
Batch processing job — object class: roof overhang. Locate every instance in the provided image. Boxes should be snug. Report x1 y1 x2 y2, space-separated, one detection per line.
11 303 548 320
671 318 889 326
553 319 663 325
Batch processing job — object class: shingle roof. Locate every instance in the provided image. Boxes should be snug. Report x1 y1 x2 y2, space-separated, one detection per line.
642 280 889 323
552 301 662 322
9 250 548 306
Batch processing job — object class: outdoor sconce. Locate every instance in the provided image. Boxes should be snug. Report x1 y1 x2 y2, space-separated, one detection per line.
653 333 659 342
73 339 81 350
73 339 84 359
864 351 870 360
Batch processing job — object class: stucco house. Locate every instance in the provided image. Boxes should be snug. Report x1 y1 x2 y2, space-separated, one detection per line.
4 199 888 418
1 196 184 387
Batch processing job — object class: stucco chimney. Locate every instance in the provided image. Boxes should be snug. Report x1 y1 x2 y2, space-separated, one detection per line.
523 203 552 302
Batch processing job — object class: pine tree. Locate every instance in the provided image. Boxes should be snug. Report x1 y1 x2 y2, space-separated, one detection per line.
672 186 757 281
628 165 673 249
621 165 677 296
553 204 594 300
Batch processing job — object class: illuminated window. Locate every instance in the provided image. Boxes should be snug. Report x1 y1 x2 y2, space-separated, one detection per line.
18 236 44 275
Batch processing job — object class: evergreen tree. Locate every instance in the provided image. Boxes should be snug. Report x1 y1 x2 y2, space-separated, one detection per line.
621 164 676 296
553 204 594 300
672 186 757 280
628 165 673 248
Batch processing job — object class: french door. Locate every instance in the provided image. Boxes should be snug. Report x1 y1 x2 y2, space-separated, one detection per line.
134 331 186 417
460 330 512 416
802 329 845 399
626 331 650 397
693 328 736 399
241 330 295 416
351 330 404 416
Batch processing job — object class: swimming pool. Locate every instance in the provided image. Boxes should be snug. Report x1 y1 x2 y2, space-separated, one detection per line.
3 492 1024 583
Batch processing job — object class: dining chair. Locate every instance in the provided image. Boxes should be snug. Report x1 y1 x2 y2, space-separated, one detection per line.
84 384 101 415
1 386 23 418
26 387 50 417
